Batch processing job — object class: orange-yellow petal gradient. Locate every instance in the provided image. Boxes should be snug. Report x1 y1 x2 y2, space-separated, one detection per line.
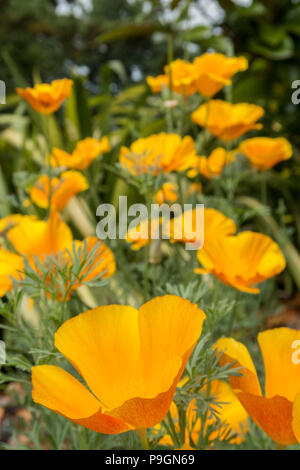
32 365 129 434
192 53 248 98
170 207 236 245
213 337 262 396
29 171 88 211
191 100 264 142
50 137 111 170
7 210 73 262
258 328 300 402
120 133 198 175
16 79 73 114
239 137 292 170
32 295 206 433
196 231 286 293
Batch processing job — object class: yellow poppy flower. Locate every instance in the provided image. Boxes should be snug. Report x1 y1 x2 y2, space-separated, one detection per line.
196 231 286 293
156 182 178 205
188 147 235 179
191 100 264 142
50 137 111 170
238 137 292 170
120 133 198 175
29 171 89 211
31 295 206 434
6 210 73 264
192 53 248 98
170 207 236 245
147 59 197 97
3 212 115 298
158 379 248 448
214 328 300 445
0 248 24 297
16 79 73 114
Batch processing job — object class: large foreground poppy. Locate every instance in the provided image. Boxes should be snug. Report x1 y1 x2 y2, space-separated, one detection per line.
32 296 206 434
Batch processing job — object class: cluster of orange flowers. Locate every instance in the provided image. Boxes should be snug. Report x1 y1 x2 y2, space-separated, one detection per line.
6 53 298 449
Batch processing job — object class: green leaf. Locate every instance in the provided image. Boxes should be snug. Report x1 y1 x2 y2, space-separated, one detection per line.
64 75 92 143
249 35 294 60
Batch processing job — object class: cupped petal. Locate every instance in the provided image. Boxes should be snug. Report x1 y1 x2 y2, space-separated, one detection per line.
54 305 140 410
7 210 73 260
137 295 206 398
32 365 129 434
237 392 297 446
213 337 261 396
258 328 300 401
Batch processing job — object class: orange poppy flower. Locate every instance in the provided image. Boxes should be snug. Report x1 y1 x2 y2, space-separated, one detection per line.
32 295 206 434
238 137 292 170
170 207 236 246
50 137 111 170
191 100 264 142
147 59 197 97
120 133 198 175
72 236 116 284
214 328 300 445
29 171 88 211
188 148 235 179
2 212 115 298
16 79 73 114
6 210 73 264
196 231 286 293
156 182 178 205
192 53 248 98
158 379 248 448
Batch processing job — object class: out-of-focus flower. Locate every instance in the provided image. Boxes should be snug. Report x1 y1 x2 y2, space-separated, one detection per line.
192 53 248 98
50 137 111 170
1 212 116 298
0 214 37 235
158 379 248 448
72 236 116 283
214 328 300 445
147 60 197 97
0 248 24 297
188 148 235 179
238 137 292 170
29 171 89 211
191 100 264 142
196 231 286 293
32 295 206 434
156 183 178 204
127 217 161 251
126 208 235 251
6 210 73 265
120 133 198 175
16 79 73 114
170 207 236 246
188 183 202 195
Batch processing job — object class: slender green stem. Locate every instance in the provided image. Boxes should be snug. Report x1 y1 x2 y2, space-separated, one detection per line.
136 428 150 450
